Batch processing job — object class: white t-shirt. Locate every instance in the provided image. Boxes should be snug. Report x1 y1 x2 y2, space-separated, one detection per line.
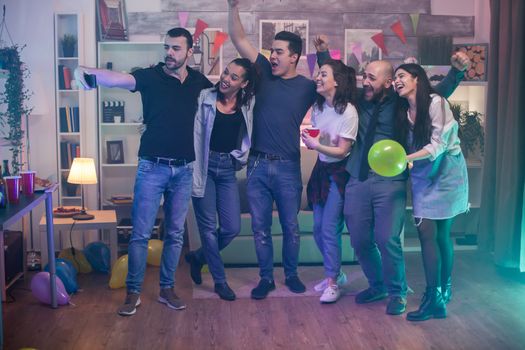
311 102 359 163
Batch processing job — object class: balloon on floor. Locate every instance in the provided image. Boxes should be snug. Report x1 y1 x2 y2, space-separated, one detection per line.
59 247 93 274
84 241 111 273
147 239 163 266
44 259 78 294
109 254 128 289
368 139 407 177
31 271 70 305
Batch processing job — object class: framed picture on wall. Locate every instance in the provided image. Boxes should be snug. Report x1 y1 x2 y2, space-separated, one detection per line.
344 29 382 77
96 0 129 41
453 43 488 81
186 28 224 80
259 20 309 56
106 140 124 164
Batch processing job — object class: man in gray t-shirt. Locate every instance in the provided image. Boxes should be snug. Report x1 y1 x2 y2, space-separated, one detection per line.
228 0 316 299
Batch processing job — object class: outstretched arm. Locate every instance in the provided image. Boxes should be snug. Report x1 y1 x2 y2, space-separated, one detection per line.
74 66 136 91
227 0 258 63
314 35 331 67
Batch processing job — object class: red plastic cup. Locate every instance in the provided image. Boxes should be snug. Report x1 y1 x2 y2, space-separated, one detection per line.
4 176 21 204
307 127 320 137
20 170 36 196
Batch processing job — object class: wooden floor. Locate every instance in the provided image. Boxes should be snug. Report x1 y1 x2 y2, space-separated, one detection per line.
3 250 525 350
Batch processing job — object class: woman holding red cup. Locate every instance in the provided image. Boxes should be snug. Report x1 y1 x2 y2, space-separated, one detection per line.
301 59 358 303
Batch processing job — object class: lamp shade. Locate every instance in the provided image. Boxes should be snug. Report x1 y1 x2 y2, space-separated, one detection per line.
67 158 98 185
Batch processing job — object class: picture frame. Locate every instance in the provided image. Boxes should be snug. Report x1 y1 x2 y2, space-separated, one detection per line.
344 29 382 78
96 0 129 41
106 140 124 164
259 20 309 56
422 65 451 85
453 43 488 81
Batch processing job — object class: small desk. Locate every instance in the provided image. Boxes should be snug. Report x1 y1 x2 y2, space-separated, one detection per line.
39 210 118 268
0 184 58 349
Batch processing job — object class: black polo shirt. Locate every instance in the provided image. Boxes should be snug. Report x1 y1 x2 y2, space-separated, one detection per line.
131 63 212 161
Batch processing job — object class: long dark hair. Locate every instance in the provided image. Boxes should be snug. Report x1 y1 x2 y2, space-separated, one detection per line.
315 59 357 114
216 58 259 111
394 63 438 150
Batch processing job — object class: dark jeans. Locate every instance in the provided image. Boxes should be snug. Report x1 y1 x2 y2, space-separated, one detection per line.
192 151 241 284
246 155 302 281
344 174 408 297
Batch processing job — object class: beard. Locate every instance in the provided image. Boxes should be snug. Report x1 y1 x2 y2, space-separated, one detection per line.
164 56 185 71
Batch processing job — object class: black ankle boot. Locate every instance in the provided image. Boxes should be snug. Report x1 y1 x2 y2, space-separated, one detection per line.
406 287 447 322
442 278 452 304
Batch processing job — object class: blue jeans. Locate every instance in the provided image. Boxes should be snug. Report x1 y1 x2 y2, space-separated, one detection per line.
344 174 407 297
313 177 345 279
246 155 302 281
192 151 241 284
126 158 193 293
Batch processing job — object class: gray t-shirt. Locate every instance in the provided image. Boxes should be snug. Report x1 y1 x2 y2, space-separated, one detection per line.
252 54 316 160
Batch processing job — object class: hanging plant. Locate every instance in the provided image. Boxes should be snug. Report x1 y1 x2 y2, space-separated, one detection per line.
0 45 33 175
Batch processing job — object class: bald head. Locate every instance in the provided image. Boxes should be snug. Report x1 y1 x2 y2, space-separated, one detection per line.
362 60 394 101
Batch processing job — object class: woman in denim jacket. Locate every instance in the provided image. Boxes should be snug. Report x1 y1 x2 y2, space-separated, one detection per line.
186 58 258 300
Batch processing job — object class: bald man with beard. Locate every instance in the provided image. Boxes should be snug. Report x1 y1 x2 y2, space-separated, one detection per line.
316 41 469 315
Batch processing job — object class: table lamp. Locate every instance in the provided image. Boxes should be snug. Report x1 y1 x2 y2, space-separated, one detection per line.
67 157 98 220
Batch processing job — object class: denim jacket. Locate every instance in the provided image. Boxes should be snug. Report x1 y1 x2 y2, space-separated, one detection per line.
192 87 255 197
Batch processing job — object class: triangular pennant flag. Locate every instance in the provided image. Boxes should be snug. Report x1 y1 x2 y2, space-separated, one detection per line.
212 31 229 56
306 53 317 78
350 43 363 65
178 11 189 28
390 20 407 44
371 32 388 56
193 19 209 42
329 49 341 60
410 13 420 35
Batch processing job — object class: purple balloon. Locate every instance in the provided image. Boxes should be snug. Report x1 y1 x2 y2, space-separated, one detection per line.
30 271 70 305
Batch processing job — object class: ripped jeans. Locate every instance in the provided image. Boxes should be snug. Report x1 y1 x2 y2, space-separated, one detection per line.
246 155 302 281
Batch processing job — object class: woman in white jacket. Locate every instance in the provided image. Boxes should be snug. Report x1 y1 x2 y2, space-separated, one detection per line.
185 58 258 300
394 63 469 321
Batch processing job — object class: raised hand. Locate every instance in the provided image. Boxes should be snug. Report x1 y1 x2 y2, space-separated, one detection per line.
451 51 470 71
313 35 329 52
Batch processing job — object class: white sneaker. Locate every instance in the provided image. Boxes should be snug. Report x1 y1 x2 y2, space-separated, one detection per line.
314 278 328 292
320 285 340 303
336 271 347 287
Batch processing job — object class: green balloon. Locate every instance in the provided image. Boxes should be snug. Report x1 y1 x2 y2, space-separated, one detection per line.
368 139 407 177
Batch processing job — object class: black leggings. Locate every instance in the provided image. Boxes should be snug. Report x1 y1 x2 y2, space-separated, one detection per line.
416 218 454 288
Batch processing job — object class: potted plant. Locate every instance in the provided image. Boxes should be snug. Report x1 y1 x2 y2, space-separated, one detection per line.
450 103 485 159
61 34 77 57
0 45 32 175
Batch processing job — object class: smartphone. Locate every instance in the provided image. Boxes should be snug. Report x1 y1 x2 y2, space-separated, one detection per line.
84 73 97 88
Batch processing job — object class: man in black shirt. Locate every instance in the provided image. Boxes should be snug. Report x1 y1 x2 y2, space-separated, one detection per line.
76 28 212 316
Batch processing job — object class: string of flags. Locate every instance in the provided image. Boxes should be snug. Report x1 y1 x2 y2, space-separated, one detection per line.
175 12 422 79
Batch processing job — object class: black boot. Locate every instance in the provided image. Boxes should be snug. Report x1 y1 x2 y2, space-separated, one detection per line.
442 277 452 304
406 287 447 321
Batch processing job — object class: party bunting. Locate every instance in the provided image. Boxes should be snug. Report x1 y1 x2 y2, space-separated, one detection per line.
390 20 407 44
178 11 189 28
193 19 209 42
329 49 341 60
410 13 420 35
212 31 229 56
306 53 317 78
371 32 388 56
350 43 363 65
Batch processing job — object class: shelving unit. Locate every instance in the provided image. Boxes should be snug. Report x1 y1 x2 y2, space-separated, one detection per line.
54 13 84 206
96 42 165 208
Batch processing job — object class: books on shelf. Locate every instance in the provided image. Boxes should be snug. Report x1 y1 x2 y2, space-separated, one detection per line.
109 194 133 205
60 141 80 169
59 106 80 132
102 101 125 123
58 65 73 90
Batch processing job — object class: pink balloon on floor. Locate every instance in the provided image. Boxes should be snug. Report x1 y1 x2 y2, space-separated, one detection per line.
30 271 70 305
